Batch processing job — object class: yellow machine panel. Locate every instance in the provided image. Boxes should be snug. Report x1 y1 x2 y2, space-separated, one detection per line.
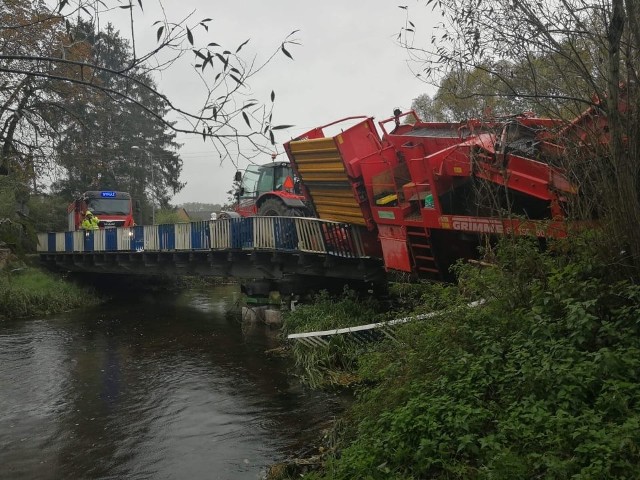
288 138 366 225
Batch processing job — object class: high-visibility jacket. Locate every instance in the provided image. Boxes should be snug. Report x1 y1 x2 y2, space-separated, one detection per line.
81 216 99 230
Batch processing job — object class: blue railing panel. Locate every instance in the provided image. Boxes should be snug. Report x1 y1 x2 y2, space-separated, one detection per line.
47 233 56 253
133 225 144 251
105 228 118 251
191 221 210 249
231 218 253 249
274 217 298 250
65 231 73 253
84 231 94 252
158 224 175 250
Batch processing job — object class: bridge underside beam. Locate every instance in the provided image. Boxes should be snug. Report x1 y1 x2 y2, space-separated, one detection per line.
39 249 386 293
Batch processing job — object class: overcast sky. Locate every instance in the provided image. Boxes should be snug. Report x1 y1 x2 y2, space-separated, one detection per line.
112 1 437 206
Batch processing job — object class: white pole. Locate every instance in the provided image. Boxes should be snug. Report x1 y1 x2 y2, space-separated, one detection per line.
150 151 155 225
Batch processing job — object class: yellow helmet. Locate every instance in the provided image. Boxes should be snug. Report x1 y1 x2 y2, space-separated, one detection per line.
85 210 93 217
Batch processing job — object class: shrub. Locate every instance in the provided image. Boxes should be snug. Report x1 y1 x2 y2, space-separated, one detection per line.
312 236 640 479
0 268 98 318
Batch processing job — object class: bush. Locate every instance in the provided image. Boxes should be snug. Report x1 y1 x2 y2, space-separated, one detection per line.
307 236 640 479
154 208 186 225
0 268 98 318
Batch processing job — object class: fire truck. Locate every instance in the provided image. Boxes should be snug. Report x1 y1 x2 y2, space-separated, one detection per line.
67 191 137 231
283 107 593 279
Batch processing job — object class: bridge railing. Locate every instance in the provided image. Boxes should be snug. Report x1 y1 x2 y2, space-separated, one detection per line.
37 217 368 258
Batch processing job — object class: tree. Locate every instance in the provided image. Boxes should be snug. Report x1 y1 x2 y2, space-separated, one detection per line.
0 0 298 180
411 93 442 121
400 0 640 275
0 0 91 183
51 21 184 222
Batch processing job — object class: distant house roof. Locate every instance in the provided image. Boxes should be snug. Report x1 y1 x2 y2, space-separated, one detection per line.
184 210 217 221
175 208 190 222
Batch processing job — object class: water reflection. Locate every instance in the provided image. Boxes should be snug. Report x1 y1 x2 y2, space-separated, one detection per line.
0 284 342 479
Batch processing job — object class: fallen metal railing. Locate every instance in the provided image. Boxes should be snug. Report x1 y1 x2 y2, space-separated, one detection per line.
287 300 485 347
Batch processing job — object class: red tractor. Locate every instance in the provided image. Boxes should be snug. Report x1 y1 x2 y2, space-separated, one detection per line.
222 159 311 218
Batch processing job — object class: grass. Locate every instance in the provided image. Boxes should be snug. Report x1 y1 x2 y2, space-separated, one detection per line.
0 267 99 318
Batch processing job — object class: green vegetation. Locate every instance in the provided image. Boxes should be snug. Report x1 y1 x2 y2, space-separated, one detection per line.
283 236 640 479
0 268 98 319
154 208 187 225
282 290 385 388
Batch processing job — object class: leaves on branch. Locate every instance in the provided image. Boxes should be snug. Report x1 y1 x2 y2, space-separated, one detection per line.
271 125 294 130
236 39 250 53
193 49 207 61
198 19 212 33
281 44 293 59
156 26 164 42
203 53 213 70
215 53 228 69
242 111 251 128
271 90 275 102
186 27 193 45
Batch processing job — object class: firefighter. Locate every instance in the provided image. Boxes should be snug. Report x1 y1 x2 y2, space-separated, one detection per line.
81 210 99 230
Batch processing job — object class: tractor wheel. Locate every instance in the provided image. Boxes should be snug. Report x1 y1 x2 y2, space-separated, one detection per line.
257 198 306 217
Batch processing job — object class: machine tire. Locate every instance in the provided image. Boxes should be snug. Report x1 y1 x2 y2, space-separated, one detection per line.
257 198 306 217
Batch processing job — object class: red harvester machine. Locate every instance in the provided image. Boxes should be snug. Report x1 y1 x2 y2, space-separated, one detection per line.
284 108 593 280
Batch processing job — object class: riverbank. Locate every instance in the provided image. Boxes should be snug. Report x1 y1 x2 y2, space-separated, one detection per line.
0 265 98 319
279 236 640 479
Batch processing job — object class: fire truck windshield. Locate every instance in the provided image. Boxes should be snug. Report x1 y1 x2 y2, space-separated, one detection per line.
87 198 131 215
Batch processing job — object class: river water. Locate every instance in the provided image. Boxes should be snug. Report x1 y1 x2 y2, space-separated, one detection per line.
0 284 342 480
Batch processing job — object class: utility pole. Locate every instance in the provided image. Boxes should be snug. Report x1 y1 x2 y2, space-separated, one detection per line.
150 151 155 225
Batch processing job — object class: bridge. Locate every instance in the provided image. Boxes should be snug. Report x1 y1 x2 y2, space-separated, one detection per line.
37 217 386 295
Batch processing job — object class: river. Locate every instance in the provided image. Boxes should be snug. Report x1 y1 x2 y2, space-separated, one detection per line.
0 284 342 479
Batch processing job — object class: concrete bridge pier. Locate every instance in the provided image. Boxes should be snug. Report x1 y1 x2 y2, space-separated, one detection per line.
239 274 389 327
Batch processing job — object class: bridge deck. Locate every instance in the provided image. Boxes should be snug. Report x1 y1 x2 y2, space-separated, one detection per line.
37 217 385 288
